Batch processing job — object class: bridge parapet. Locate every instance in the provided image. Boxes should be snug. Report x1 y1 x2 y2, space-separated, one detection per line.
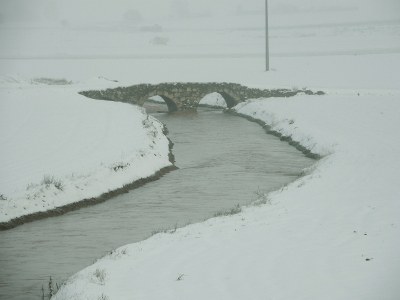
79 82 324 112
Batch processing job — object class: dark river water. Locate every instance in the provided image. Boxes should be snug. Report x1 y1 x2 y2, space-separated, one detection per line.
0 108 314 300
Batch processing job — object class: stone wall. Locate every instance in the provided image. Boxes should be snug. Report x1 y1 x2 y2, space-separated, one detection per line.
79 82 324 112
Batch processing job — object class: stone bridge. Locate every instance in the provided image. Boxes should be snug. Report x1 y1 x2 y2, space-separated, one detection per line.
80 82 323 112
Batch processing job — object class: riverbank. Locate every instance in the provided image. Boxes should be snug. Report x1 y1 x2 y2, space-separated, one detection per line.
2 1 400 298
53 92 400 300
0 82 174 229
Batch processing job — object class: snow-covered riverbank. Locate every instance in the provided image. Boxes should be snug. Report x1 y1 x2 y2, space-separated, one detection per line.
52 93 400 300
0 81 173 227
1 0 400 298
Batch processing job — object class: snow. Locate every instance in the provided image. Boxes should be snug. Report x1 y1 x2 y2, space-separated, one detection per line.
52 93 400 300
1 0 400 299
199 92 227 108
0 82 172 223
149 93 228 108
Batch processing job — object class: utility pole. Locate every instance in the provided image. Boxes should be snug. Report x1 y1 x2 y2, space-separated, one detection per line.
265 0 269 71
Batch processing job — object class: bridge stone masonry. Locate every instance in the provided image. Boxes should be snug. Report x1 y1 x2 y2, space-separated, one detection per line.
79 82 324 112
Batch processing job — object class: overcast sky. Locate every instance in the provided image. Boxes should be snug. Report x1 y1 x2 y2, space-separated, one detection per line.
1 0 399 24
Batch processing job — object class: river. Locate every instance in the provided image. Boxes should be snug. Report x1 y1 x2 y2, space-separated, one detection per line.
0 107 314 299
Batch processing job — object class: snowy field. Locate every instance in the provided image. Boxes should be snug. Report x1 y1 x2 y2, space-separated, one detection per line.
1 0 400 298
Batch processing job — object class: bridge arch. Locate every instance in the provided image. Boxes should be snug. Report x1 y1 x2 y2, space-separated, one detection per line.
216 91 238 108
156 95 178 112
198 91 238 109
142 93 178 113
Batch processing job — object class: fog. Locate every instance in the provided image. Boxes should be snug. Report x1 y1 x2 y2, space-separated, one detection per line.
1 0 399 25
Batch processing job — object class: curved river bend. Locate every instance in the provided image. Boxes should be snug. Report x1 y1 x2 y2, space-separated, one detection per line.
0 108 314 300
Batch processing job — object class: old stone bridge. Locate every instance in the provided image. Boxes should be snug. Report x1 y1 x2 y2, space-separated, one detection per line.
80 82 323 112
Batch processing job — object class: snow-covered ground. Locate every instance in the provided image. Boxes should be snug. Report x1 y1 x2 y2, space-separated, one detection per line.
0 80 172 224
149 93 227 108
52 94 400 300
199 92 228 108
1 0 400 298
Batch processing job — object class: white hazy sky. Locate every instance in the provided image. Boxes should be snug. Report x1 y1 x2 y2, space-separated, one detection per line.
0 0 399 24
